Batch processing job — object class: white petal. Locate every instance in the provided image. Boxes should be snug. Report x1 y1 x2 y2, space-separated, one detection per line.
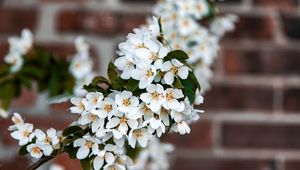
105 152 115 165
161 61 172 72
93 156 104 170
77 146 90 159
164 72 174 85
127 119 138 129
74 138 86 147
106 117 120 129
178 66 189 79
140 93 152 103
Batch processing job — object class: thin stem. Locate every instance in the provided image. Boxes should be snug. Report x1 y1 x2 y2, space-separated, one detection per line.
27 156 54 170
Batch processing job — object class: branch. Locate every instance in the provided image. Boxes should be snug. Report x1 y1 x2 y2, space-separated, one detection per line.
27 156 54 170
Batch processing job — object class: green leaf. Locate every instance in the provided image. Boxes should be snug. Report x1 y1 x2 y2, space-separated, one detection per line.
180 78 196 103
173 78 184 89
18 144 29 156
126 79 139 92
65 145 79 159
188 72 201 91
126 145 141 160
0 82 16 109
107 61 123 90
91 76 110 86
80 158 93 170
62 126 83 137
164 50 189 62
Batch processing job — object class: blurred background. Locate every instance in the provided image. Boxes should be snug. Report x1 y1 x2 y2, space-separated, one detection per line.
1 0 300 170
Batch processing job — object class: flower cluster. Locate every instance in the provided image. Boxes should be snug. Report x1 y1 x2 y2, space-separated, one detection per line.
152 0 237 93
9 16 204 170
4 29 33 73
9 113 61 159
129 136 174 170
70 37 96 97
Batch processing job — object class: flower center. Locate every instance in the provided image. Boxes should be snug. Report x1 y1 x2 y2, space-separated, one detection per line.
23 130 30 137
104 104 113 112
120 116 128 124
44 137 52 144
166 92 174 101
12 58 17 65
142 105 151 113
116 156 125 165
122 99 131 106
92 97 98 104
135 44 145 49
150 52 158 60
79 102 84 110
75 63 81 68
89 114 98 121
108 165 117 170
171 66 179 75
151 92 160 100
85 141 93 148
183 20 190 28
133 129 143 138
146 70 154 78
196 4 203 12
32 147 42 155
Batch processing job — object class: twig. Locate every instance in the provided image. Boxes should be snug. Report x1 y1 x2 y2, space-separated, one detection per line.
27 156 54 170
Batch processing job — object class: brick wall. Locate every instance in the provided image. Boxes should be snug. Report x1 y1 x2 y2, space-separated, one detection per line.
1 0 300 170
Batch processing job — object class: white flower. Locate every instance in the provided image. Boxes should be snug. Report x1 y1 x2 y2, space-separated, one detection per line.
143 114 166 137
114 55 135 80
4 52 23 73
128 128 150 148
132 64 157 89
69 56 93 80
74 135 101 159
8 112 23 130
78 112 104 132
149 16 160 37
93 150 115 170
171 121 191 135
140 84 166 112
8 29 33 55
176 17 199 36
75 36 89 57
115 91 139 113
91 97 117 119
0 108 9 119
210 14 238 37
84 92 104 110
161 59 189 85
11 123 34 145
35 128 59 147
70 97 86 114
27 143 45 159
162 88 184 110
106 112 139 134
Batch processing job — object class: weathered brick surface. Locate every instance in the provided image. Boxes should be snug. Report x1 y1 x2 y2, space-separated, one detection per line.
171 157 275 170
204 84 274 111
0 8 37 34
222 122 300 149
1 0 300 169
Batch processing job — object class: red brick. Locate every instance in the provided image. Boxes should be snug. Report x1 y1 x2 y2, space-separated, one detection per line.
12 89 37 107
53 153 81 170
253 0 298 9
281 13 300 40
163 121 213 149
204 84 274 111
0 156 29 170
225 15 275 40
285 160 300 170
223 47 300 75
171 157 275 170
56 10 119 35
222 122 300 149
0 8 37 34
120 14 147 34
40 0 86 3
283 88 300 112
